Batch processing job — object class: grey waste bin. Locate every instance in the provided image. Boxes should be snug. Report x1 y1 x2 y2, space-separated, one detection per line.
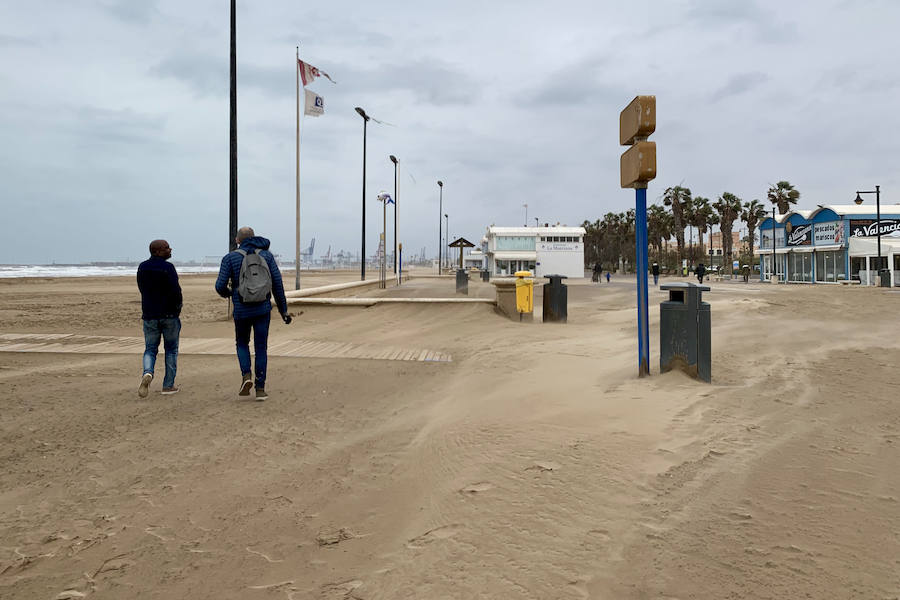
542 274 568 323
456 269 469 295
880 269 891 288
481 269 490 282
659 282 711 382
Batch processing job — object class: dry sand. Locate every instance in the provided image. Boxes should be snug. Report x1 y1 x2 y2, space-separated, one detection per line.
0 271 898 599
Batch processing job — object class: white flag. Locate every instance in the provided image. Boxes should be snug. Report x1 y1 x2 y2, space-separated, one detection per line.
304 89 324 117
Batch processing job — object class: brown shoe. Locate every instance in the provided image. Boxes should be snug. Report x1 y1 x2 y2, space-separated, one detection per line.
239 373 253 396
138 373 152 398
255 387 268 401
161 386 180 395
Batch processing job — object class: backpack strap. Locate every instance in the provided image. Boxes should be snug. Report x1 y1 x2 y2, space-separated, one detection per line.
236 249 247 256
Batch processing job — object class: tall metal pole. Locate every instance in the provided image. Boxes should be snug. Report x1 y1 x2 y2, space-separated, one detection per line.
355 108 369 280
876 185 882 275
772 206 776 282
228 0 237 251
635 185 649 377
390 156 398 274
523 203 528 227
382 194 386 288
437 181 443 271
295 46 301 289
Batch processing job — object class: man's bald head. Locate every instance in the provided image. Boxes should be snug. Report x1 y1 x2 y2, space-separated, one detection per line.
236 227 255 243
149 239 171 259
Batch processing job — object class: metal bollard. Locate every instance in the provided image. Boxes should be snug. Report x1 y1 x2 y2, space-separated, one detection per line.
481 269 490 282
659 282 711 382
542 274 568 323
456 269 469 295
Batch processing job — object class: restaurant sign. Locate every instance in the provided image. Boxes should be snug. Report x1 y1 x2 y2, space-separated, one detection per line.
813 221 843 245
786 222 812 246
850 219 900 237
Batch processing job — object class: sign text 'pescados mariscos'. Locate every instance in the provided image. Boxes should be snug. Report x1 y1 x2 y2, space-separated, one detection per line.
850 219 900 237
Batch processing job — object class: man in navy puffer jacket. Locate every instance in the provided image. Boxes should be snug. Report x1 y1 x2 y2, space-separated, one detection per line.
215 227 291 400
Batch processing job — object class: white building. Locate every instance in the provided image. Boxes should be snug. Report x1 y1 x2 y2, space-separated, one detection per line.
484 226 586 278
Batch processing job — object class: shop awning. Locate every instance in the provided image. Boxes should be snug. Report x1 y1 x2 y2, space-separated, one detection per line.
812 244 843 251
789 246 815 253
489 252 537 260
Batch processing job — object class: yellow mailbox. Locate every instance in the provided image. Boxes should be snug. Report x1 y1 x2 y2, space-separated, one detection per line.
514 270 534 313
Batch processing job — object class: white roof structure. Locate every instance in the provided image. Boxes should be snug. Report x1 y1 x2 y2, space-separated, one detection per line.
487 226 586 235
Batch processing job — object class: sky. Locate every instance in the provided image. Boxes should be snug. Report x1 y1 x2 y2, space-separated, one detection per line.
2 0 899 264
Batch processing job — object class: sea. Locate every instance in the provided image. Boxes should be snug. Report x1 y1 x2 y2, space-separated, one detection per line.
0 265 223 278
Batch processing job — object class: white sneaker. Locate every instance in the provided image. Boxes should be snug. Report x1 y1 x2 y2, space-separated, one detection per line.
138 373 152 398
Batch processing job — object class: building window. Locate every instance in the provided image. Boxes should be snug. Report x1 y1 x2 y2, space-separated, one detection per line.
815 250 846 282
496 236 535 251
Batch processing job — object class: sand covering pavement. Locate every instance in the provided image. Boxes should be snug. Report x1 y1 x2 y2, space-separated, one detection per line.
0 271 898 599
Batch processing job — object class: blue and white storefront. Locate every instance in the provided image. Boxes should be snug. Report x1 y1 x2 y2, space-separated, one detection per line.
759 204 900 285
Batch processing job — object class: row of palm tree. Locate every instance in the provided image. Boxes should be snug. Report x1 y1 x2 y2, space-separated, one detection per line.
584 181 801 276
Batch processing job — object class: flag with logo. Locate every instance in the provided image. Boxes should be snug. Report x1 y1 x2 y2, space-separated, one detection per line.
377 191 394 205
304 89 324 117
298 59 335 86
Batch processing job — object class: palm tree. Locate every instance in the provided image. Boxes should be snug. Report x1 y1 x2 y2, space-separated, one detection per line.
691 196 715 262
647 204 670 265
741 199 767 271
713 192 743 277
663 186 691 271
767 181 800 214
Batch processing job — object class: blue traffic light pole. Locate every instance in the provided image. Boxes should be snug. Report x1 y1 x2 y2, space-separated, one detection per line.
635 184 650 376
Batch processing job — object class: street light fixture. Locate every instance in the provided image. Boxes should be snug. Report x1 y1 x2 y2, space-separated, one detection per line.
854 185 886 286
355 107 370 281
389 155 398 278
437 180 443 271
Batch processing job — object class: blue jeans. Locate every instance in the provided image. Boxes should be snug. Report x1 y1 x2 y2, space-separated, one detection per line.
143 318 181 388
234 313 270 388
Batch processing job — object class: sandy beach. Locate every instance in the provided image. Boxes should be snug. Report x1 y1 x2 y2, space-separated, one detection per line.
0 272 898 599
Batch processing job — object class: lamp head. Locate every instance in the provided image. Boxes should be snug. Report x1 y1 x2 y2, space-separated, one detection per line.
854 192 863 205
354 107 368 120
389 155 397 164
437 180 443 188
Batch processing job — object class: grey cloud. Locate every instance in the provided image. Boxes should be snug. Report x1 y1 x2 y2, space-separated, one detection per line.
686 0 798 42
101 0 160 25
710 71 769 101
0 34 39 47
523 56 627 108
63 106 169 149
150 54 225 97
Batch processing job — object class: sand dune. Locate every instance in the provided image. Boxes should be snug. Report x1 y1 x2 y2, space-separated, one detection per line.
0 273 898 599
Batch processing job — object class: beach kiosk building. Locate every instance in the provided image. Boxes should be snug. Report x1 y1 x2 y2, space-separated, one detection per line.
484 225 586 278
758 204 900 285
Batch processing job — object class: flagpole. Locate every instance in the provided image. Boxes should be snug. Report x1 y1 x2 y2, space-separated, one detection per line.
295 45 301 290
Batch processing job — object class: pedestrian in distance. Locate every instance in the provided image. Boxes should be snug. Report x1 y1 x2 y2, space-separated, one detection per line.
652 262 660 286
592 262 601 283
137 239 183 397
695 263 707 284
216 227 292 401
605 271 611 284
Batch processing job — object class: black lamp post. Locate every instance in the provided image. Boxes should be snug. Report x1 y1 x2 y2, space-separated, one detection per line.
437 180 443 270
854 185 885 286
390 155 398 274
229 0 237 251
444 213 449 267
355 107 369 280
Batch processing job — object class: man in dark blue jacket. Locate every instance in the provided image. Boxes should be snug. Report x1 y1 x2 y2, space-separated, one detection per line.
137 239 183 397
215 227 291 400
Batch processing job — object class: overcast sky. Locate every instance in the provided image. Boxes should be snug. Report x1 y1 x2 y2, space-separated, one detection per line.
2 0 899 264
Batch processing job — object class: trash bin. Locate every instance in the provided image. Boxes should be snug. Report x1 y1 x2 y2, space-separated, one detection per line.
880 269 891 288
659 282 711 382
514 270 534 316
456 268 469 295
481 269 490 282
542 274 568 323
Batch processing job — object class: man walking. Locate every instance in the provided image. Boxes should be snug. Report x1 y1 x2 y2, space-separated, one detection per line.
137 239 182 397
216 227 291 401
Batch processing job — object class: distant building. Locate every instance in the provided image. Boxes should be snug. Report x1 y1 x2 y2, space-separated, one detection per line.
758 204 900 285
484 225 586 278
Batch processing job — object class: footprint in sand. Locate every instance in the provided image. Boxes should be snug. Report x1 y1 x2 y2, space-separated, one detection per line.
460 482 494 494
526 461 561 472
407 524 464 548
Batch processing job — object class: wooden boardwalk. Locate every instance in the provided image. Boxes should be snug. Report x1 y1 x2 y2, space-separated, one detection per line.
0 332 452 363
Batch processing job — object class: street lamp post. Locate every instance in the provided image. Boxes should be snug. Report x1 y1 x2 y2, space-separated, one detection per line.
523 203 528 227
534 217 539 227
855 185 885 286
444 213 449 267
390 155 398 278
355 107 370 281
437 180 443 272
